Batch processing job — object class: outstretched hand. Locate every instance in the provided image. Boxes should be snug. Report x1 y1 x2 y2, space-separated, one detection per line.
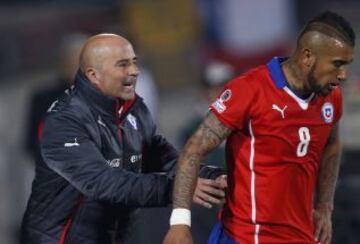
193 175 227 208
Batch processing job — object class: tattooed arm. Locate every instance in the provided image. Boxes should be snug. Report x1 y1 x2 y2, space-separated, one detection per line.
173 112 232 209
313 123 342 244
163 112 232 244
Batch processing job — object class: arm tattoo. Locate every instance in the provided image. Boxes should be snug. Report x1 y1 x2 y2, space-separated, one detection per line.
316 123 342 210
173 112 232 208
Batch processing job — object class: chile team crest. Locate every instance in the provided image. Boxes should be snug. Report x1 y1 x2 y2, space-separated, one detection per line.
321 102 334 124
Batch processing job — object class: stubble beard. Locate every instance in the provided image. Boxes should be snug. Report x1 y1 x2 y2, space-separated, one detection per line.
307 64 330 97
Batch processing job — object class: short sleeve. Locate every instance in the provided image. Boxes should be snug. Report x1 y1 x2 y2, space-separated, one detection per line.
209 77 255 130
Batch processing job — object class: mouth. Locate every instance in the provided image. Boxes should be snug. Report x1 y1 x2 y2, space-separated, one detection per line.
328 82 339 91
122 79 136 91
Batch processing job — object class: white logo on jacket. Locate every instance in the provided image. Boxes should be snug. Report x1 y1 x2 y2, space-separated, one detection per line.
272 104 288 119
97 115 106 127
106 158 122 168
47 100 59 112
130 154 142 163
64 138 80 147
127 114 138 130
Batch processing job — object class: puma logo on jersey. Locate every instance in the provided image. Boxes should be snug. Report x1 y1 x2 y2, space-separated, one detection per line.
64 138 80 147
272 104 288 119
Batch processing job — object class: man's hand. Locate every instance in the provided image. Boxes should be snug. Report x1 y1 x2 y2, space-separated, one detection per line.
193 176 227 208
215 174 227 188
313 205 333 244
163 225 193 244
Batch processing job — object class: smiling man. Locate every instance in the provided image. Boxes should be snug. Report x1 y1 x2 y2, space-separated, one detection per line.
21 34 227 243
164 11 355 244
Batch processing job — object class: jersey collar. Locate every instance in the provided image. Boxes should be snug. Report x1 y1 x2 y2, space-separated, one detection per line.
266 56 314 110
266 56 288 89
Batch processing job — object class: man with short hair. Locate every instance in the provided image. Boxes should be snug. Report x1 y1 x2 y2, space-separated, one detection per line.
164 11 355 244
21 34 226 243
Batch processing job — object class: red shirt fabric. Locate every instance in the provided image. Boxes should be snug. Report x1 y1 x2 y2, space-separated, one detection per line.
209 57 342 243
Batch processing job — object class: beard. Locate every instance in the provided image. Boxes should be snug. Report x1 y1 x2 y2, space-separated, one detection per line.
307 64 330 97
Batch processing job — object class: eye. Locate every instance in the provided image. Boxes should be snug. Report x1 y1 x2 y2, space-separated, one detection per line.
116 61 129 67
333 60 345 68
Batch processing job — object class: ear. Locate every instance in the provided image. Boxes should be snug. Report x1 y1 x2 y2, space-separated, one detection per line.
85 67 102 89
301 48 316 68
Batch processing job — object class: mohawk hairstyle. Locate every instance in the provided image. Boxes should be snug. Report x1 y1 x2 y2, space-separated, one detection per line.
298 11 355 47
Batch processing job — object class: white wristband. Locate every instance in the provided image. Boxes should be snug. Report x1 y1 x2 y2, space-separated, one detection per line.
170 208 191 227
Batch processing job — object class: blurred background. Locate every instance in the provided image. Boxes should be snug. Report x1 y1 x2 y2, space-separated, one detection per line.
0 0 360 243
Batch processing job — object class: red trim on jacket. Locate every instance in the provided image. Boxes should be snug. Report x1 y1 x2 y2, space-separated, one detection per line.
37 120 44 142
115 96 138 140
58 195 84 244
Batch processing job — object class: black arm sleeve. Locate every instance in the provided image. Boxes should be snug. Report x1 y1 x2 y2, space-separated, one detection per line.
142 133 178 178
144 133 226 180
41 113 172 208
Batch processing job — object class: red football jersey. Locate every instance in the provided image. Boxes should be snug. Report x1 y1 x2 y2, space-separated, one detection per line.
209 57 342 243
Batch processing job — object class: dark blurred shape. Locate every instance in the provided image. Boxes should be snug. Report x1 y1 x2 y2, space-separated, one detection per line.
1 0 118 5
24 33 88 161
0 4 116 80
179 60 236 168
332 150 360 243
201 60 236 104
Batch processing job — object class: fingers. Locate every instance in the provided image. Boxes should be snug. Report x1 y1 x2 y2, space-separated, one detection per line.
318 224 331 244
198 190 223 204
215 174 228 188
313 207 333 244
193 196 212 208
194 178 227 208
193 186 225 208
313 209 321 241
314 216 331 244
314 220 321 242
200 184 225 198
197 178 225 197
199 178 223 189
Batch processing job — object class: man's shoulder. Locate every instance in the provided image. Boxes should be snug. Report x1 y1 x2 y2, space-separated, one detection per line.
224 64 269 100
243 64 269 82
229 65 269 87
46 90 91 122
131 95 153 119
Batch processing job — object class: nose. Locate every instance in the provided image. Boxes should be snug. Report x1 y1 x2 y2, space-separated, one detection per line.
128 62 139 77
337 69 348 82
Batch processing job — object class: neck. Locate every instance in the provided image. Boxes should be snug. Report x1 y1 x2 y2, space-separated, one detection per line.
282 59 312 97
